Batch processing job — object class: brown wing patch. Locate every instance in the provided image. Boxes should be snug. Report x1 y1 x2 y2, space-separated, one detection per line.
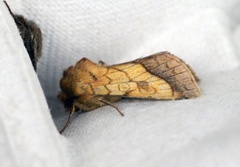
135 52 200 98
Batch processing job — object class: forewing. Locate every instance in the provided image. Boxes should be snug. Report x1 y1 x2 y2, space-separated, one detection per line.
90 63 180 99
135 52 201 98
90 52 200 99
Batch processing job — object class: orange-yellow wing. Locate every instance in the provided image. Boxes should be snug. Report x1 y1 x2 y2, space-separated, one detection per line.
90 52 200 99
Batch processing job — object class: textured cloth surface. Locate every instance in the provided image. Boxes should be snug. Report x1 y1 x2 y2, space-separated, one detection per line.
0 1 68 167
1 0 240 167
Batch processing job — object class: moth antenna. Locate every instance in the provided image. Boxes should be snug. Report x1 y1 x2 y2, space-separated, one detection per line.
99 99 124 116
60 105 76 134
4 1 15 17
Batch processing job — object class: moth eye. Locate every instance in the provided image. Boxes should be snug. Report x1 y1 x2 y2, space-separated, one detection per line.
64 96 77 109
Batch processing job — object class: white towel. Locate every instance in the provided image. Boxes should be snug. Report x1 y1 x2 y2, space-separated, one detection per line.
1 0 240 167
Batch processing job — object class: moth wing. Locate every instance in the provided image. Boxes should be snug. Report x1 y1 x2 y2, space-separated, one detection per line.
135 52 201 98
91 52 200 99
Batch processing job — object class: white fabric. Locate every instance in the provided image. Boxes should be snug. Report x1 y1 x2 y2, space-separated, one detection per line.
0 2 68 167
1 0 240 167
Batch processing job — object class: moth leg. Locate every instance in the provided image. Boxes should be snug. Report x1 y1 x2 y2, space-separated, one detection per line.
99 99 124 116
98 60 107 67
60 105 76 134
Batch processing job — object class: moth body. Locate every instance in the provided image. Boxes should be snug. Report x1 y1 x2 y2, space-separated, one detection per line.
58 52 201 133
58 52 200 112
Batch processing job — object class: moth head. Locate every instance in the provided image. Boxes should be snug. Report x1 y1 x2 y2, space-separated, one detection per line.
58 66 75 106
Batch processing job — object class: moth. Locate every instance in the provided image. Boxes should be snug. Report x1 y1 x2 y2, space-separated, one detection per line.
4 1 42 71
58 51 201 133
